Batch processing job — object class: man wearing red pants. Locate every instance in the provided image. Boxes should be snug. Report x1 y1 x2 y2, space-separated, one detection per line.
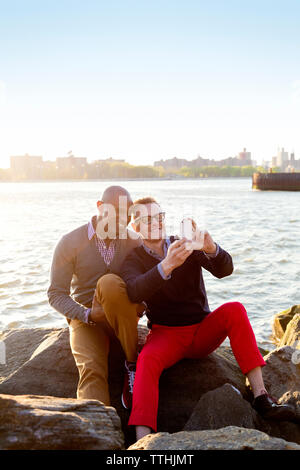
120 196 295 442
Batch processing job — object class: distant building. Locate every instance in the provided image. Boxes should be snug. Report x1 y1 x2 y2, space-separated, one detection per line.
10 153 43 179
154 149 253 170
288 152 300 170
56 155 87 170
237 148 252 164
276 147 289 168
271 148 300 171
55 152 87 177
154 157 191 169
271 156 278 167
95 157 125 163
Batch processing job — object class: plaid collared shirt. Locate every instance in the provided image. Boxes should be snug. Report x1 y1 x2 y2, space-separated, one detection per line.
87 216 116 265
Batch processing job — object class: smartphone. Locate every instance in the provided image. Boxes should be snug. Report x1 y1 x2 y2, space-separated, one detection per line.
180 218 194 250
180 217 205 250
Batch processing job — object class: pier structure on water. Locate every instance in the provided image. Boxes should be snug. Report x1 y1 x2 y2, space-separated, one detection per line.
252 171 300 191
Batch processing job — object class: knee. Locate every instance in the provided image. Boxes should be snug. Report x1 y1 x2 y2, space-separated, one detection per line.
225 301 248 321
96 273 126 300
232 301 247 314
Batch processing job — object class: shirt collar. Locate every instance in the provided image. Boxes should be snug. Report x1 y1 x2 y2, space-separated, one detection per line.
142 237 171 260
87 216 135 244
87 216 98 241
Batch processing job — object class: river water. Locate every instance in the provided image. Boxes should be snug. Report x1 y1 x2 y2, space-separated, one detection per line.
0 178 299 350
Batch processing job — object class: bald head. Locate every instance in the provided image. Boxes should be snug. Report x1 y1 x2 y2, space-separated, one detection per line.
101 185 133 206
96 186 134 239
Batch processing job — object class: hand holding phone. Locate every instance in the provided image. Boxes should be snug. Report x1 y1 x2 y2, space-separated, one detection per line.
180 217 205 250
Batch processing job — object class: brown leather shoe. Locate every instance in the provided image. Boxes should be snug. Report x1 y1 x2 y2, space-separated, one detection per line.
252 393 295 421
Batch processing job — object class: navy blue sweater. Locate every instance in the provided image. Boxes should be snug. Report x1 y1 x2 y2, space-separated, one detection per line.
120 235 234 327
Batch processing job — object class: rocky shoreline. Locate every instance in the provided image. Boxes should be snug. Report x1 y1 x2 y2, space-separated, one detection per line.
0 306 299 450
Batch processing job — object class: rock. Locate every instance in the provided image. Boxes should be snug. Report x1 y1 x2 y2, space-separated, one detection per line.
4 325 298 449
272 305 300 344
0 328 57 382
279 314 300 349
261 346 300 399
261 420 300 446
278 391 300 428
183 383 300 446
183 383 259 431
279 390 300 417
127 426 300 450
155 350 248 435
0 329 78 398
0 325 150 395
0 325 248 440
0 393 124 450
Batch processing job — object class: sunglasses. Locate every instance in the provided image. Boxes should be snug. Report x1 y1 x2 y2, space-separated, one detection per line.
134 212 166 225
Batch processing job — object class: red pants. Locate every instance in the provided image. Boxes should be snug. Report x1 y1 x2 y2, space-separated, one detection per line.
129 301 266 432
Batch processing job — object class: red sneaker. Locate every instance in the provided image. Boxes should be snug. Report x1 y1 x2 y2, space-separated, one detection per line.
121 360 136 410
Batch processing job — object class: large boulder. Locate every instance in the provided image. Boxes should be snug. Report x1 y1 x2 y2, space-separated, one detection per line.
272 305 300 344
0 329 78 398
261 346 300 398
127 426 300 450
0 393 124 450
183 383 300 445
183 383 259 431
0 328 57 382
279 314 300 349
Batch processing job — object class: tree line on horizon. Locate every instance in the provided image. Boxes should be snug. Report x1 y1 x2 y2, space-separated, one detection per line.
0 160 285 181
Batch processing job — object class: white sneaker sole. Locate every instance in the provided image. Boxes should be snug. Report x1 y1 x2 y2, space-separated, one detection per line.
121 393 130 410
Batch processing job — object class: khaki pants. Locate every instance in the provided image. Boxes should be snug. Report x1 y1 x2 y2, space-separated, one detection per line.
69 273 142 406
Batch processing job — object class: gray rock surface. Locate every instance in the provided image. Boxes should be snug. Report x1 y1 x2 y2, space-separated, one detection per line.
261 346 300 398
0 328 57 382
183 383 259 431
0 393 124 450
183 383 300 445
127 426 300 450
0 329 78 398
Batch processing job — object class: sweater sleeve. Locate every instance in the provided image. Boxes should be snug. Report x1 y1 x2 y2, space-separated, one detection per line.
47 235 89 322
198 244 234 278
120 250 168 303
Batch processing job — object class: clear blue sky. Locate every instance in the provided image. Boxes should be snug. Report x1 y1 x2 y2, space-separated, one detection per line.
0 0 300 167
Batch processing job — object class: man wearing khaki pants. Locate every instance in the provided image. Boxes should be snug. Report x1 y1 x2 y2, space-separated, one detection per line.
47 185 144 408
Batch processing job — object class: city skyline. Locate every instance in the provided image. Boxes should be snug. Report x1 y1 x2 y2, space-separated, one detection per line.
1 1 300 169
2 145 299 170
